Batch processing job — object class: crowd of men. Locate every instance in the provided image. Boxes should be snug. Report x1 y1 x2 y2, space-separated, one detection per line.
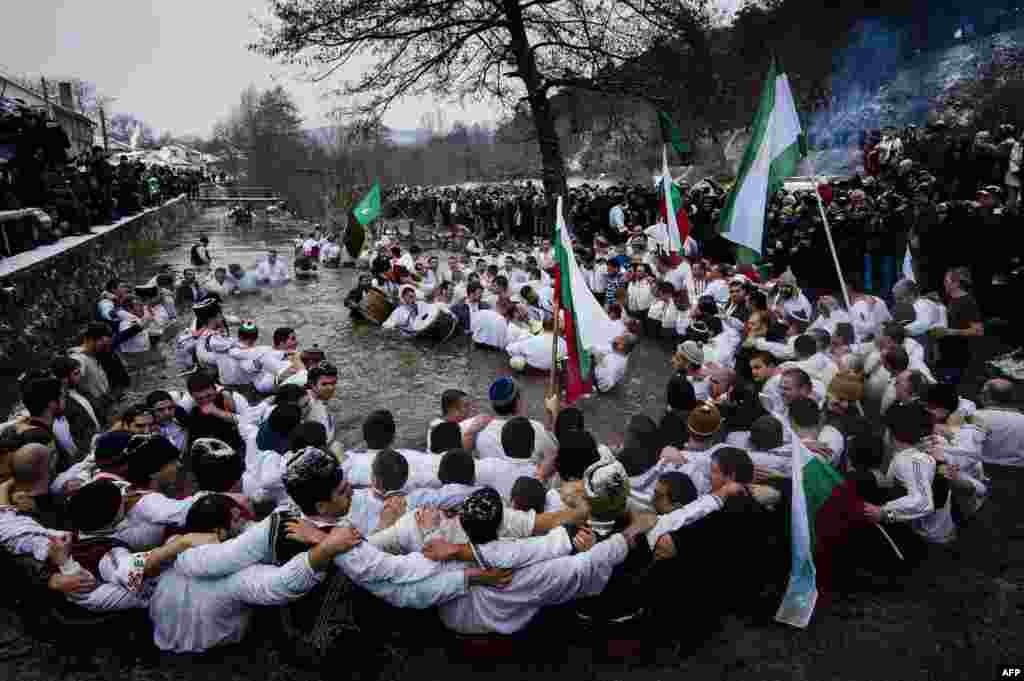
0 118 1022 675
383 120 1024 319
2 184 1023 676
0 98 205 258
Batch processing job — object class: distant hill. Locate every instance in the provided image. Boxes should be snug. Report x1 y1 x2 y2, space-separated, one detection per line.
304 126 424 147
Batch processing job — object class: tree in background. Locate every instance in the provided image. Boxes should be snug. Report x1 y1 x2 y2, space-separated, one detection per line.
249 0 707 200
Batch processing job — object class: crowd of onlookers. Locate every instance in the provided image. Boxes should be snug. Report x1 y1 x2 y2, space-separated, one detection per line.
385 120 1024 319
0 99 206 259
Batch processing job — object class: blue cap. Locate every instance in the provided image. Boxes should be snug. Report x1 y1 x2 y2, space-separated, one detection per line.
489 377 519 407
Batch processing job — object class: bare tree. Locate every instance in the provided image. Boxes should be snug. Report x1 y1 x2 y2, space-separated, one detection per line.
250 0 701 198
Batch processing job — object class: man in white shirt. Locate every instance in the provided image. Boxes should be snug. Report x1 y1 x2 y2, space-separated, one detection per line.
506 316 566 372
425 389 494 453
847 285 892 342
304 363 338 444
433 489 658 636
808 295 851 336
861 403 955 565
346 449 410 536
116 296 153 360
255 250 291 285
168 447 508 630
475 378 557 475
475 417 540 502
253 327 299 395
149 492 359 652
343 410 440 491
975 379 1024 468
761 366 820 424
382 286 422 336
593 335 634 393
471 299 513 351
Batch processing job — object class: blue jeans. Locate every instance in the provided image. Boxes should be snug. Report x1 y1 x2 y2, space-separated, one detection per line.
864 254 897 297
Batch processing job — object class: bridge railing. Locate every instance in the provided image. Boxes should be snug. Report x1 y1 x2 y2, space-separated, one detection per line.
195 184 282 201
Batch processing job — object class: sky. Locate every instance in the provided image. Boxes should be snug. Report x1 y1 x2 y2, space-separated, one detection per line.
1 0 740 139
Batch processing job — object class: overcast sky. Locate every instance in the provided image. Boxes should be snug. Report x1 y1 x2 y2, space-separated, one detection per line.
2 0 739 138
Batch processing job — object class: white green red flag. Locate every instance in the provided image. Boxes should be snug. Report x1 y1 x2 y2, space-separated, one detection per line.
776 433 846 628
553 196 620 404
721 60 805 254
659 145 690 253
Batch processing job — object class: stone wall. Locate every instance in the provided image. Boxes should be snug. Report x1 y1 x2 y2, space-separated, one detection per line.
0 197 199 373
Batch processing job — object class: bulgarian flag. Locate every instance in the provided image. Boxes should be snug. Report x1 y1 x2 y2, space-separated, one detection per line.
721 60 806 254
659 145 690 252
553 196 620 404
775 435 845 628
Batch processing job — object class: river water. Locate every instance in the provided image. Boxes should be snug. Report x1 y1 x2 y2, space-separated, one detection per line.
45 207 675 449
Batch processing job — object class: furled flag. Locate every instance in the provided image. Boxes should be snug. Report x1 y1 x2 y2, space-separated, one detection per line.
347 180 381 258
659 145 690 253
657 111 690 156
553 196 621 404
775 433 845 628
721 60 806 254
902 245 915 283
353 181 382 226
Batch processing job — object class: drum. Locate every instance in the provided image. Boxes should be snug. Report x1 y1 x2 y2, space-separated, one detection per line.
411 306 458 343
360 288 395 325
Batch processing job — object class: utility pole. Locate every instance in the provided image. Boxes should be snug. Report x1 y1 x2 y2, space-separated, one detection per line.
99 104 109 153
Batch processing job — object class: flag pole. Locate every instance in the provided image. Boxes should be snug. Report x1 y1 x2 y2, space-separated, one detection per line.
814 178 852 310
548 196 563 400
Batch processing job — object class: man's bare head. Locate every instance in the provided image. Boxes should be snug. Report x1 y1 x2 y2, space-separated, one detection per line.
11 443 51 497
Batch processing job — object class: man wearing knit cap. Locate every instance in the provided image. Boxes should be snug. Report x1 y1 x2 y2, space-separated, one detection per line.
773 269 812 322
474 378 558 475
671 340 709 401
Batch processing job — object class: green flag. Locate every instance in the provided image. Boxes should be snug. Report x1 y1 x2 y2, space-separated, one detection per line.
657 111 690 156
353 181 381 226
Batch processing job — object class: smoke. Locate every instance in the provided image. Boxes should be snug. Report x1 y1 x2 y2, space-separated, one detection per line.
806 19 911 143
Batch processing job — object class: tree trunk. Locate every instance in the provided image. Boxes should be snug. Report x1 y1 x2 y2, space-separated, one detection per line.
528 92 569 201
504 0 568 202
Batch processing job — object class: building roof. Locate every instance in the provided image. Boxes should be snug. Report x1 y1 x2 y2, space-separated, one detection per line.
0 72 96 127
